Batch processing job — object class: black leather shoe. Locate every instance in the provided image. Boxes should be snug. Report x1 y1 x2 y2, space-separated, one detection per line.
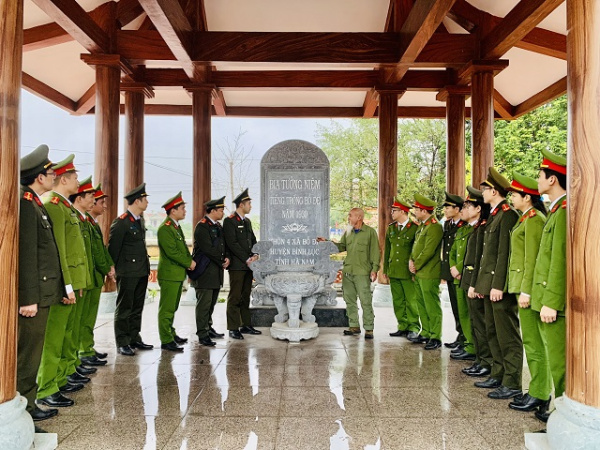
130 341 154 350
474 377 501 389
30 406 58 422
451 346 465 354
462 364 480 374
94 350 108 359
424 339 442 350
118 345 135 356
450 350 476 361
199 336 217 347
76 365 97 375
38 393 74 407
67 373 90 384
535 408 552 423
444 340 461 349
509 394 550 412
229 330 244 340
174 335 188 344
488 386 522 400
209 328 225 338
161 341 184 352
80 355 107 366
466 366 491 378
389 330 408 337
407 332 428 343
239 326 262 335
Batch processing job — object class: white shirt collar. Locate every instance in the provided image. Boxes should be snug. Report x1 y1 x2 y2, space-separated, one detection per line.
128 209 140 220
549 194 566 211
399 218 409 228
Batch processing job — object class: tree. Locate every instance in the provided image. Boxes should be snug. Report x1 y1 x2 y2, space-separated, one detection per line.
213 127 254 204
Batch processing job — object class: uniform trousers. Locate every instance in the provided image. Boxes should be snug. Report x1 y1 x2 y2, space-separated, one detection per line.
79 286 102 358
342 272 374 330
17 305 50 412
467 294 492 369
227 270 253 330
446 280 465 343
454 285 474 354
519 306 552 400
65 289 89 376
538 315 566 398
115 276 148 347
414 277 441 340
158 279 184 344
195 288 220 339
389 277 419 332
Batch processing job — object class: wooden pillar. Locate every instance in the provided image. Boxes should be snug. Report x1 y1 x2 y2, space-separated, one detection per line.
470 71 495 186
444 89 467 195
189 86 213 226
0 0 22 406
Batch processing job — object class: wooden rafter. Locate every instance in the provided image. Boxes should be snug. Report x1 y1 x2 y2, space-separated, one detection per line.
211 89 227 116
74 84 96 115
493 89 514 119
481 0 565 59
22 73 76 113
385 0 415 32
363 89 379 118
116 0 145 28
513 76 566 118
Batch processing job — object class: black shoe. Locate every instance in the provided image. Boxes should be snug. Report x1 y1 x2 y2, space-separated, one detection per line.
365 330 374 339
161 341 184 352
80 355 107 366
407 332 428 343
35 425 48 433
462 364 480 374
451 346 465 354
535 409 552 423
30 406 58 422
466 366 491 378
424 339 442 350
450 350 476 361
208 328 225 338
67 372 90 384
94 350 108 359
343 328 361 336
199 336 217 347
130 341 153 350
389 330 408 337
58 382 84 393
37 393 74 407
474 377 501 389
488 386 522 400
239 326 262 335
229 330 244 340
118 345 135 356
509 394 550 412
444 340 461 349
174 335 188 344
76 365 97 375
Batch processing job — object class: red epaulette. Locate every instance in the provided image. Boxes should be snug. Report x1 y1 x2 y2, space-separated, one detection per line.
502 204 510 212
561 200 567 209
23 192 33 201
51 197 60 205
200 218 207 224
228 213 235 219
431 218 437 224
119 212 128 219
165 220 171 226
529 209 537 218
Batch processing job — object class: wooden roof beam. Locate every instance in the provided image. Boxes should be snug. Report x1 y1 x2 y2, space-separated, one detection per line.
22 72 76 113
493 89 514 119
363 89 379 118
30 0 110 53
385 0 415 32
212 89 227 116
117 0 145 28
73 83 96 115
481 0 565 59
513 76 566 118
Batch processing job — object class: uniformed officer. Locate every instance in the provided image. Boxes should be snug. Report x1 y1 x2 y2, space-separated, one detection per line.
531 149 567 423
17 145 64 425
319 207 380 339
192 196 231 346
505 172 552 415
382 199 419 338
79 184 114 366
156 192 194 352
441 192 467 349
409 194 443 350
472 168 523 400
108 183 152 355
37 154 88 408
223 189 261 339
460 187 492 377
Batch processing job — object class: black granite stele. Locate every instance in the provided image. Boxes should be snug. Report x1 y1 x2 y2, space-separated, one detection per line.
250 305 349 327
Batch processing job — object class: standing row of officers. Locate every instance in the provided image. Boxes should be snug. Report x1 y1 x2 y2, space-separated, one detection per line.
16 145 261 431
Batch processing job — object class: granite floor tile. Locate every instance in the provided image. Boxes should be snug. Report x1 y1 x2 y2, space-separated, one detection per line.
221 347 288 365
285 347 350 365
279 386 371 418
210 364 285 386
473 418 546 450
187 385 282 417
136 361 214 386
362 387 458 418
283 364 359 388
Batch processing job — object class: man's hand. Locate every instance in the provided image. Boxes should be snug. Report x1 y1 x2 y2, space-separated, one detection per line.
189 260 197 271
370 272 377 282
19 304 38 318
382 274 389 283
408 260 416 274
450 266 461 279
468 287 478 299
316 237 327 242
490 288 504 302
540 305 558 323
246 255 259 266
63 292 76 305
223 258 230 269
518 294 530 309
108 266 115 278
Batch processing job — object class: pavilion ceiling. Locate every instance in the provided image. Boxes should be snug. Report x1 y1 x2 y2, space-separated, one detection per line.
22 0 567 119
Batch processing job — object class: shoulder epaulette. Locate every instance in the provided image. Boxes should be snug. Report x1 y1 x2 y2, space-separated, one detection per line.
502 204 510 212
431 218 437 224
228 213 235 219
561 200 567 209
23 192 33 201
119 212 128 219
529 209 537 218
51 196 60 205
165 220 171 226
387 221 396 227
481 220 487 226
200 218 208 224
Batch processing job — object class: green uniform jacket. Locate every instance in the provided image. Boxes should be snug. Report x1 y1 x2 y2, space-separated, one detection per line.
157 218 192 282
44 192 89 291
191 216 229 289
508 208 546 295
531 196 566 315
75 210 94 290
441 220 467 280
383 220 418 279
108 211 150 278
87 213 114 288
223 212 257 272
410 216 443 279
19 186 64 307
460 220 486 291
474 200 519 295
335 224 380 275
449 222 473 286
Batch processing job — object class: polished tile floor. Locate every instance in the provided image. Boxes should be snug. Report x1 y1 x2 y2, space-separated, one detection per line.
40 298 545 449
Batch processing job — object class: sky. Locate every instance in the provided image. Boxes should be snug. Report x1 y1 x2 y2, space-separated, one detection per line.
20 90 341 223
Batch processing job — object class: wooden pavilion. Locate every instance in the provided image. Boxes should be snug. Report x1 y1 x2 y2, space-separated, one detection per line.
0 1 598 448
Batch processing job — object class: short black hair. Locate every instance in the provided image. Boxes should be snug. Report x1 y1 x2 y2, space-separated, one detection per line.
541 168 567 190
69 192 85 203
20 168 48 187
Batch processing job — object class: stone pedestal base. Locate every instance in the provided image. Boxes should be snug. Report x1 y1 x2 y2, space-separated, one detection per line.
524 433 551 450
32 433 58 449
0 394 34 450
270 321 319 342
372 283 392 307
546 395 600 450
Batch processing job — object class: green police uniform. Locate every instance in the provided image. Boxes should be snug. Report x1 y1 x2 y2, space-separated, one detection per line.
17 145 64 413
157 193 193 344
411 194 443 342
108 183 150 348
335 223 380 331
192 197 228 341
38 155 90 399
449 220 475 354
475 168 522 390
384 216 419 332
